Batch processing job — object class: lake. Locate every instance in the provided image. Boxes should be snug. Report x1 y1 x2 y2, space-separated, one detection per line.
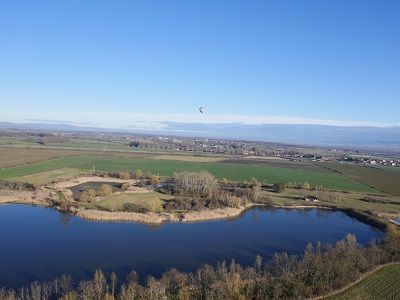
0 205 382 288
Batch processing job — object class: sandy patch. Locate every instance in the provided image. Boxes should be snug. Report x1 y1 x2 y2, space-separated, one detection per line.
181 205 250 222
52 176 138 189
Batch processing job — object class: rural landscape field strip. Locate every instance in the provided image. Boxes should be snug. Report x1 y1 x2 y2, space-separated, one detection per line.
0 147 84 169
327 263 400 300
222 158 332 173
9 168 85 185
0 155 373 192
323 163 400 197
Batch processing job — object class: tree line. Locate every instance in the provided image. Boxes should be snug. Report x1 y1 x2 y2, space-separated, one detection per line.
0 180 36 191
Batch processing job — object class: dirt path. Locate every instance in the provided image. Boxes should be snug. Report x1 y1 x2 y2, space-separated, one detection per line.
52 176 137 188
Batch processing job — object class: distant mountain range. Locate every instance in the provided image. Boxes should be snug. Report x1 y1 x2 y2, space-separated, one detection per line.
1 121 400 150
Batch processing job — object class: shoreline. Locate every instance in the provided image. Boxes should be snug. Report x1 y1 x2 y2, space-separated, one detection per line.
0 193 340 225
0 176 393 226
0 199 390 228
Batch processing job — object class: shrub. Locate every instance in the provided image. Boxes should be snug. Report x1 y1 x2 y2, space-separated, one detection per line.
273 182 287 193
80 189 97 202
134 169 143 179
0 180 37 191
150 175 160 186
119 172 130 180
226 195 242 208
302 182 311 190
97 184 112 196
251 182 262 201
121 182 133 191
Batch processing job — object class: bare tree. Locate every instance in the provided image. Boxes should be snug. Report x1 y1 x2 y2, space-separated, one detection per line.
110 272 117 297
174 171 218 198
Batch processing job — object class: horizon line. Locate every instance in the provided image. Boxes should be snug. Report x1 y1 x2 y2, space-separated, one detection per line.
0 112 398 129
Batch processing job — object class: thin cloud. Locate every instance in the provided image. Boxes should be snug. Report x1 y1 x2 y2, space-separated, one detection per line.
0 112 397 129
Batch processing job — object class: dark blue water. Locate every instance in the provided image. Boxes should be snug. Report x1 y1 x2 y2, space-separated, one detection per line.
0 205 382 288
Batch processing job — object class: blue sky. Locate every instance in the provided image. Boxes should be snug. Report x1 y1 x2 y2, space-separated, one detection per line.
0 0 399 128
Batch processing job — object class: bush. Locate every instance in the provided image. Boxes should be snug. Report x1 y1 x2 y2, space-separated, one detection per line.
123 203 150 213
119 172 131 180
134 169 143 179
150 175 160 186
121 182 133 191
302 182 311 190
97 184 112 196
79 189 97 202
273 182 287 193
226 195 242 208
123 202 162 213
0 180 36 191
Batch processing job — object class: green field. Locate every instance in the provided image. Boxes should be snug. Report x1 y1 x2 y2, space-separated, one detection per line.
0 136 133 151
0 155 374 192
10 168 85 185
327 263 400 300
87 192 174 212
323 163 400 197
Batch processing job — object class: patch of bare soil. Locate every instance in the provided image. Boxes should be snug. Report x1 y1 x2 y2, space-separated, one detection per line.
181 205 251 222
52 176 138 189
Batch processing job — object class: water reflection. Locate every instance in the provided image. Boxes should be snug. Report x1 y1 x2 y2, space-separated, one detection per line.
0 204 383 289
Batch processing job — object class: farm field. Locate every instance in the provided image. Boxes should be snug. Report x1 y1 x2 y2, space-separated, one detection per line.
0 154 374 192
9 168 85 185
328 195 400 213
0 147 84 168
0 136 133 151
379 165 400 173
328 263 400 300
152 154 224 163
43 139 136 151
86 191 174 212
223 158 331 172
322 162 400 197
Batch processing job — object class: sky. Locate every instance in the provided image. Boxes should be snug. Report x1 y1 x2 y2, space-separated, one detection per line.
0 0 399 128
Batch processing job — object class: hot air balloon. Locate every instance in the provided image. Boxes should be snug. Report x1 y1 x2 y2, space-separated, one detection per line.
199 107 205 114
